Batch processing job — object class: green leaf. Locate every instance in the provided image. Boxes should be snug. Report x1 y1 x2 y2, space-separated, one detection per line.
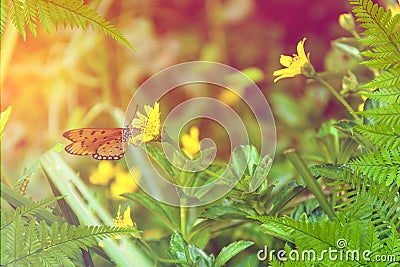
249 155 273 192
201 204 257 220
190 228 211 250
214 240 254 267
332 41 363 61
169 232 189 262
39 151 150 266
168 232 214 267
0 0 10 37
145 145 177 179
309 164 347 180
122 192 179 232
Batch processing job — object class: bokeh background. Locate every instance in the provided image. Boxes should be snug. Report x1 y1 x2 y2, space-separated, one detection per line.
2 0 396 265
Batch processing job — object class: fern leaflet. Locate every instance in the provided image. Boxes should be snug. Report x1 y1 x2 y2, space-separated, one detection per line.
2 0 134 50
349 148 400 186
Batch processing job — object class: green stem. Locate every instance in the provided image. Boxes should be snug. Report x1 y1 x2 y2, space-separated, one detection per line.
180 201 188 239
284 149 336 220
314 74 362 124
179 198 193 265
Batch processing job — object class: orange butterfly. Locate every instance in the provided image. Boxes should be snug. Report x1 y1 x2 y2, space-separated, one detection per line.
63 126 133 160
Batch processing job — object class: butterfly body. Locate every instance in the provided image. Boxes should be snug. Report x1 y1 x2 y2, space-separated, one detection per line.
63 127 132 160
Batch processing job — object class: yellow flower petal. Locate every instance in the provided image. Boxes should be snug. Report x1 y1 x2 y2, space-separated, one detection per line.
273 38 312 82
110 169 139 200
181 126 200 158
297 38 307 60
89 161 115 185
113 205 134 228
132 102 161 144
279 55 294 67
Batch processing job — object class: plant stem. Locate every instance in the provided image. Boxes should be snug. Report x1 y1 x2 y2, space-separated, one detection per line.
314 74 362 124
284 149 336 220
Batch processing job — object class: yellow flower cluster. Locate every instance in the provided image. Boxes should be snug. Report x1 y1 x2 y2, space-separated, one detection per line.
181 126 200 158
88 161 139 199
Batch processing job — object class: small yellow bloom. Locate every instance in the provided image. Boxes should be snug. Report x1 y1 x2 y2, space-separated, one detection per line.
131 102 161 144
110 168 139 200
181 126 200 158
273 38 314 82
358 95 367 111
113 205 134 228
89 161 115 185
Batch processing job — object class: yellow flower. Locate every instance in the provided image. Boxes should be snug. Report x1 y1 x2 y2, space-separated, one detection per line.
89 161 116 185
273 38 314 82
358 95 367 111
131 102 161 144
181 126 200 158
110 167 139 200
113 205 134 227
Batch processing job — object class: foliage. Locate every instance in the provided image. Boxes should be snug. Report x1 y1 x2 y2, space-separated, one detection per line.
248 0 400 266
0 0 134 50
2 0 400 266
1 197 140 267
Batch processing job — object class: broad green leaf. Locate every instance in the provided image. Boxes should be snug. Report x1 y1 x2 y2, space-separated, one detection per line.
259 223 294 243
214 240 254 267
145 145 177 179
169 232 189 262
190 228 211 250
269 184 306 216
122 193 179 232
169 232 214 267
332 41 363 61
201 205 257 220
249 154 273 192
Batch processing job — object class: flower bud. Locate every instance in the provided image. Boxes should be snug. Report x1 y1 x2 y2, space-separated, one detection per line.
339 13 356 33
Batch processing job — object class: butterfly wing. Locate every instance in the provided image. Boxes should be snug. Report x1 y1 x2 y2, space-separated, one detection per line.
93 138 128 160
63 128 129 160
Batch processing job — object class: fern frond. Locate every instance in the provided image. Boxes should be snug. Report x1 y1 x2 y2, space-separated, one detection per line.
2 219 139 266
44 0 134 50
365 87 400 103
355 103 400 126
329 170 400 238
6 0 134 49
22 0 38 37
0 0 11 37
37 0 51 32
1 196 64 230
9 0 26 39
362 69 400 90
349 148 400 186
354 124 400 148
350 0 400 70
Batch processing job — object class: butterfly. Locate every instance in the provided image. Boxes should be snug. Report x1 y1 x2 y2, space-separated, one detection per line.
63 126 133 160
